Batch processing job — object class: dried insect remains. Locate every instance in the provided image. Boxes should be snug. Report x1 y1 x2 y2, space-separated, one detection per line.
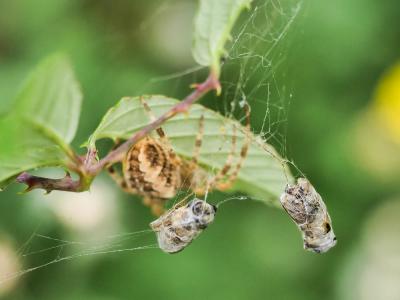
280 178 337 253
150 198 217 253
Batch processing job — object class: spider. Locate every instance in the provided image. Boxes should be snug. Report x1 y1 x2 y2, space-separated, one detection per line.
106 97 250 215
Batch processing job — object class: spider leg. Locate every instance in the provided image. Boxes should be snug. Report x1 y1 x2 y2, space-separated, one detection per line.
106 139 132 193
183 113 220 195
202 124 237 193
140 96 169 143
140 96 180 164
179 113 206 192
175 192 195 208
216 102 251 190
191 113 238 195
191 114 205 165
143 196 165 216
107 164 131 193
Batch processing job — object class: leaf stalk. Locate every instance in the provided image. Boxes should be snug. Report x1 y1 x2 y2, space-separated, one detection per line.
16 72 220 193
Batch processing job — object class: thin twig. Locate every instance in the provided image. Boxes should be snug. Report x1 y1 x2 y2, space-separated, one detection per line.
16 172 90 193
86 72 221 175
15 72 220 193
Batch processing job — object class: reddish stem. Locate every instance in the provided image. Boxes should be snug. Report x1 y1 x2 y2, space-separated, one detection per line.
86 72 220 175
15 72 220 193
16 172 88 193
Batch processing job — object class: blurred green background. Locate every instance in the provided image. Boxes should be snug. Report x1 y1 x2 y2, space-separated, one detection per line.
1 0 400 299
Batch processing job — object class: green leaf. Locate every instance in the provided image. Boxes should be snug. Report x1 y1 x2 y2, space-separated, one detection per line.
0 115 70 190
88 96 293 206
192 0 252 76
14 53 82 143
0 54 82 189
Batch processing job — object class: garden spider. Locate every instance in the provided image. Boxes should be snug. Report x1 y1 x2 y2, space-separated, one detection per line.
107 97 250 215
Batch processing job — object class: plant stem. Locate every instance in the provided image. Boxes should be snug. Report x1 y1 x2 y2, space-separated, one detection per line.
15 72 220 193
16 172 92 193
86 72 221 175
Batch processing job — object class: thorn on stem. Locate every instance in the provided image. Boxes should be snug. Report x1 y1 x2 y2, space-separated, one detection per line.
16 171 87 193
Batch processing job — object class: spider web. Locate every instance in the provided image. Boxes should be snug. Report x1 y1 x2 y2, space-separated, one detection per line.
0 0 303 289
221 0 303 161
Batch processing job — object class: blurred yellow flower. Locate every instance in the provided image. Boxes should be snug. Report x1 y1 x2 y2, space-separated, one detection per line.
373 63 400 145
352 62 400 180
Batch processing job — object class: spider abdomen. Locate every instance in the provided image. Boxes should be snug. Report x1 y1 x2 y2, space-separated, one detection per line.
122 137 182 199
